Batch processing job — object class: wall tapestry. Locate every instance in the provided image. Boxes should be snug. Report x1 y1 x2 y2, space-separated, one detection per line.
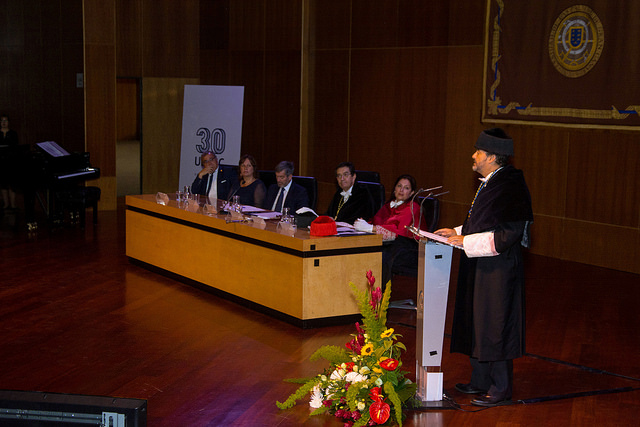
482 0 640 129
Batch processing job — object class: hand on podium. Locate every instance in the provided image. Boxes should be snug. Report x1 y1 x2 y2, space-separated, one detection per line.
435 228 463 248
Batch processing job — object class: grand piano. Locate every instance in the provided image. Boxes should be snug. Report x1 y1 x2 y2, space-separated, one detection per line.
20 141 100 227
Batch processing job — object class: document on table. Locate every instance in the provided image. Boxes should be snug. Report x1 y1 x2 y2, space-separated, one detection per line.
252 211 281 220
241 205 268 213
336 221 370 236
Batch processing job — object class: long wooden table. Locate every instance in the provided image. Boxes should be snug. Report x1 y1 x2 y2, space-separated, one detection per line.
125 195 382 327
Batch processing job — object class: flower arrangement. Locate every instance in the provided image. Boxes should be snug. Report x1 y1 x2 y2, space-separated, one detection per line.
277 270 416 426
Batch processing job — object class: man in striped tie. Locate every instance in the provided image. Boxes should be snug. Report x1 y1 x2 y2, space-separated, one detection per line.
263 161 309 213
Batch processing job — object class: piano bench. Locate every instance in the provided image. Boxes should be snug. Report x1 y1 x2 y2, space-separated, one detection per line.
56 186 101 227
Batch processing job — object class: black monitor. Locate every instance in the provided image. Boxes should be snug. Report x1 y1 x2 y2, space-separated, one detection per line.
0 390 147 426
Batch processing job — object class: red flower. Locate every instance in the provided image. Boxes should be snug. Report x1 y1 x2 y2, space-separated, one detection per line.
379 358 399 371
369 400 390 424
346 323 366 353
369 387 382 401
366 270 375 287
344 362 355 372
346 334 364 353
369 286 382 311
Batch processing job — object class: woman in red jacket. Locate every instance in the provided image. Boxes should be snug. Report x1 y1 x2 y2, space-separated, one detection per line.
371 174 420 241
355 174 421 286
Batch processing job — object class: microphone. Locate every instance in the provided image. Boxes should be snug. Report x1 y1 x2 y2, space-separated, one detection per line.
223 185 240 212
221 170 240 212
409 186 446 236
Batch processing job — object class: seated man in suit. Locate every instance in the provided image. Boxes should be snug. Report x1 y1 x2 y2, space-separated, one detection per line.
263 161 309 213
190 151 236 200
326 161 375 224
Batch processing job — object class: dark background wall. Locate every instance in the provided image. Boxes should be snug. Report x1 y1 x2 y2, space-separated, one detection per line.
2 0 638 273
0 0 84 152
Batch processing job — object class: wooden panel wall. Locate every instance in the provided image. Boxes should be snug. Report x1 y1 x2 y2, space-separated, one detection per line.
7 2 634 272
141 77 199 194
84 0 117 210
307 0 484 204
142 0 200 78
116 0 143 77
199 0 302 174
116 78 140 141
197 0 638 274
112 0 640 273
115 0 201 197
0 0 84 152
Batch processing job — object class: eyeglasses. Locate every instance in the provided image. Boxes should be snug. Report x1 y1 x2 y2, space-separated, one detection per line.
336 172 351 179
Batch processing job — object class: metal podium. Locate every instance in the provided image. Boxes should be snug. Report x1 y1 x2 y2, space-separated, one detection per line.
414 237 456 407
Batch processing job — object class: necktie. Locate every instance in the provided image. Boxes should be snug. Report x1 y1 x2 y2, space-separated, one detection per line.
274 188 285 212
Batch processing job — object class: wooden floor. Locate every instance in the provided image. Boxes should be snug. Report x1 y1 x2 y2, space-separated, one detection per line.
1 203 639 426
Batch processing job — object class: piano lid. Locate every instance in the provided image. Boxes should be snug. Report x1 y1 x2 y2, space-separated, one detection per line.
36 141 70 158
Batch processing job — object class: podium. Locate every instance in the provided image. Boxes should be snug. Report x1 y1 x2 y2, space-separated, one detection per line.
410 230 460 408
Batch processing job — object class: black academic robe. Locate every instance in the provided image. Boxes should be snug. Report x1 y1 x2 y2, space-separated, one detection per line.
325 182 375 224
450 165 533 362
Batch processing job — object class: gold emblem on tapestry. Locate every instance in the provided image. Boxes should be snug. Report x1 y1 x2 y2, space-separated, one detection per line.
548 5 604 78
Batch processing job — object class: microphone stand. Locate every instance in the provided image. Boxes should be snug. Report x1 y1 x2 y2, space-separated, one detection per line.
408 186 443 238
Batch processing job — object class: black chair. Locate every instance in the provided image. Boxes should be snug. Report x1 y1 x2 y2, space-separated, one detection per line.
56 186 101 228
219 163 238 178
414 196 440 233
292 175 318 211
355 170 380 183
258 170 276 189
357 181 385 212
394 197 440 276
388 196 440 310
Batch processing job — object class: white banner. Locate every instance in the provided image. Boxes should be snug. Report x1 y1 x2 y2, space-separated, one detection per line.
179 85 244 190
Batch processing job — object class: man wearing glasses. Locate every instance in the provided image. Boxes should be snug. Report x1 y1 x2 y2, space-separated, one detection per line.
325 161 374 224
191 151 236 200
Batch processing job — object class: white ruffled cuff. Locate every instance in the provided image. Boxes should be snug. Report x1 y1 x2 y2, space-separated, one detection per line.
463 231 498 258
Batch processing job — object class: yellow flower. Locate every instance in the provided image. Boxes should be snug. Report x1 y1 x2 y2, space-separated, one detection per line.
361 343 374 356
380 328 394 338
373 367 382 374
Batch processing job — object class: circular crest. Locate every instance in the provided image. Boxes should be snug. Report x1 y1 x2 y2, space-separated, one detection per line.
548 5 604 78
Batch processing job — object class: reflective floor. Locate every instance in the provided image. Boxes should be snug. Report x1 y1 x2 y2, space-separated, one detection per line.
1 202 639 426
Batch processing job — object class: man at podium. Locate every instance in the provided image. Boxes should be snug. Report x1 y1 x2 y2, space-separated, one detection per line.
436 128 533 407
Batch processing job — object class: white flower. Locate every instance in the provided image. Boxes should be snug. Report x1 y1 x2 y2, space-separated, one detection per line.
359 366 371 375
375 378 383 386
309 385 324 409
357 401 366 411
330 369 345 380
345 371 367 383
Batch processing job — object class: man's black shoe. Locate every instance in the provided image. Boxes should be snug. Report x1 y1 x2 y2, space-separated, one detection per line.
470 393 512 407
454 383 487 394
